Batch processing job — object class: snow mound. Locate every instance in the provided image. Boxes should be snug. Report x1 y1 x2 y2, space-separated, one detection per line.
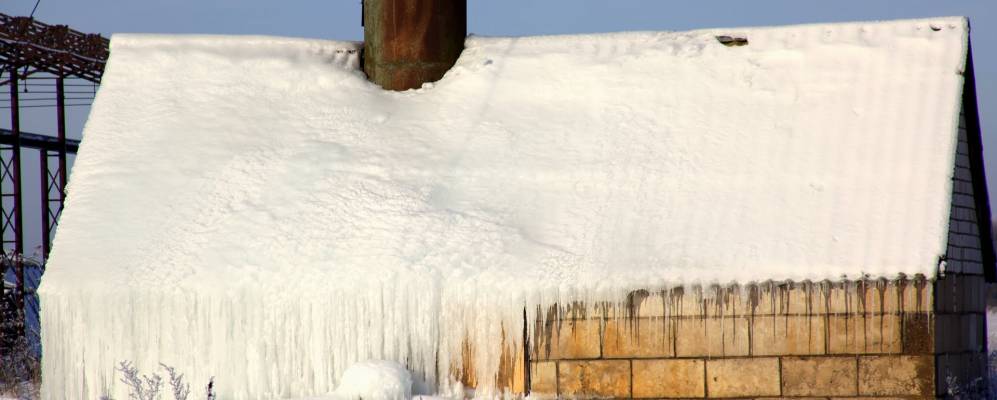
41 17 971 400
334 361 413 400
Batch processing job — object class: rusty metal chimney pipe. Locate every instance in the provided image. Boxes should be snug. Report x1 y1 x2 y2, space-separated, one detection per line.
362 0 466 91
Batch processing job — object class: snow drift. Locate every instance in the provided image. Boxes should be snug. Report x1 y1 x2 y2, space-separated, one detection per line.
41 17 970 399
333 361 415 400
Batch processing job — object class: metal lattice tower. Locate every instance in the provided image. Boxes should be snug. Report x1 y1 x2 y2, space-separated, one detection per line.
0 12 106 360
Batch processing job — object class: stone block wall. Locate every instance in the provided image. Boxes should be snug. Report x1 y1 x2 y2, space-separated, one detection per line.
522 277 983 399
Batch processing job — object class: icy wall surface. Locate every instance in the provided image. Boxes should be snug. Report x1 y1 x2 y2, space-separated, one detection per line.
41 18 969 399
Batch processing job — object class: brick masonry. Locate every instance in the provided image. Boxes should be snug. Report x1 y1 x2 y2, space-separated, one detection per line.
525 279 947 399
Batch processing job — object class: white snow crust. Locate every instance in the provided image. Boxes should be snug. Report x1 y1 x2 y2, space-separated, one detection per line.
333 361 413 400
41 17 970 399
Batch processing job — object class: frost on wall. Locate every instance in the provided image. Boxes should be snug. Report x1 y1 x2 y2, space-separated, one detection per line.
40 18 971 399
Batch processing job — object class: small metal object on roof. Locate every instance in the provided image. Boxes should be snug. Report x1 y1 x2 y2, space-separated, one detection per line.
716 35 749 46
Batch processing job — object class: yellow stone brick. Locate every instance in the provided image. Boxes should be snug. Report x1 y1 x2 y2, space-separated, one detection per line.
584 301 614 320
529 362 557 396
705 357 780 397
785 282 829 315
899 278 932 313
509 346 525 394
557 301 597 320
747 282 836 315
826 283 858 314
597 288 743 321
861 281 900 314
632 359 704 398
603 318 673 358
702 285 747 317
828 314 902 354
828 398 912 400
667 286 710 317
757 398 830 400
629 291 667 318
675 317 750 357
781 356 857 396
901 313 933 354
756 398 830 400
752 315 825 355
747 283 790 315
858 355 933 396
533 318 601 360
741 284 767 316
496 342 524 393
558 360 630 398
455 340 476 387
757 398 841 400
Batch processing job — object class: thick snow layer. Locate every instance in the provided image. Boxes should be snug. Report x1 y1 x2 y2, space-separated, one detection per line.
41 17 969 399
333 361 413 400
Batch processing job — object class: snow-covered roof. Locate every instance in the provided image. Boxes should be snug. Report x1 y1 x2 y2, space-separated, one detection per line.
39 17 981 399
46 17 974 292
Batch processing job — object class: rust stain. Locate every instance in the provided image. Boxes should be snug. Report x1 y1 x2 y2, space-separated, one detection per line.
363 0 466 90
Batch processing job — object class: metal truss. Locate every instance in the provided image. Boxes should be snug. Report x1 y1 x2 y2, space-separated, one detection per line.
0 13 109 84
0 12 105 360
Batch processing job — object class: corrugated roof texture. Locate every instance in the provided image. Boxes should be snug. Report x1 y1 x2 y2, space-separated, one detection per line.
47 17 970 292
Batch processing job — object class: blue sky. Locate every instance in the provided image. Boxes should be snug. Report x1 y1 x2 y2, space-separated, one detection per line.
1 0 996 253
